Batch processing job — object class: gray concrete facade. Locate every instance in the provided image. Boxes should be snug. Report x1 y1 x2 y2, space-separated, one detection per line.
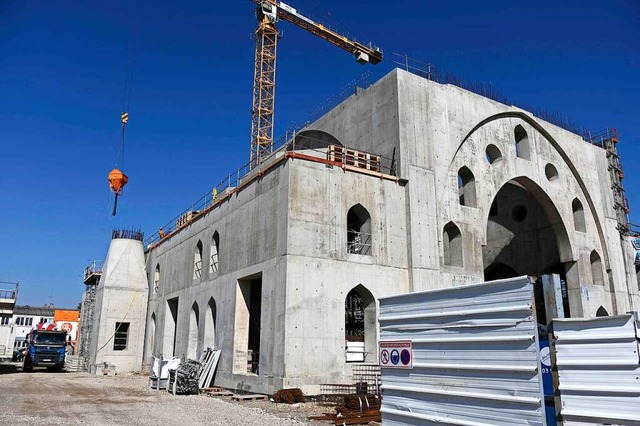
90 237 148 372
140 69 639 395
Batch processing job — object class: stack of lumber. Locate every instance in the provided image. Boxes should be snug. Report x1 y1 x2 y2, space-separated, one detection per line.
168 360 202 395
197 348 221 389
309 394 381 425
272 388 306 404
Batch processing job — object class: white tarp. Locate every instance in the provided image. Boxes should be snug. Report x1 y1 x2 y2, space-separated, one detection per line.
152 356 180 379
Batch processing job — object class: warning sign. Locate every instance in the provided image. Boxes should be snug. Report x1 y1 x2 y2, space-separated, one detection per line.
379 341 412 369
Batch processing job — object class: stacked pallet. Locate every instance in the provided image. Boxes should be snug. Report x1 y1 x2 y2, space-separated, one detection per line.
201 386 233 397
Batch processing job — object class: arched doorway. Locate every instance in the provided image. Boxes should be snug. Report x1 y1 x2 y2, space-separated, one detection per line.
147 313 156 360
187 302 199 359
204 298 217 350
345 285 376 363
483 177 574 318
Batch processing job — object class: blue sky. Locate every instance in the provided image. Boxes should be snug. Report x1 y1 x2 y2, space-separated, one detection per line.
1 0 638 307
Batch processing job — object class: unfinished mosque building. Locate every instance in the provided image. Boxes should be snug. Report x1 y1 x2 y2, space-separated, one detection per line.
91 68 639 395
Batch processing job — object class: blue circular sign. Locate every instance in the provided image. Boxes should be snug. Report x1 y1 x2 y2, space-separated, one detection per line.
390 349 400 365
401 349 411 365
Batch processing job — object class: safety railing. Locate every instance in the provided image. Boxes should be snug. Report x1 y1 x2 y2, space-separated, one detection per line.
583 127 619 148
347 229 372 256
144 133 397 248
84 260 103 282
193 260 202 279
0 289 17 300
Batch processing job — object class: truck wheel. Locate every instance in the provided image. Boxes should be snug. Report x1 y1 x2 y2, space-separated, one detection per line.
22 357 33 372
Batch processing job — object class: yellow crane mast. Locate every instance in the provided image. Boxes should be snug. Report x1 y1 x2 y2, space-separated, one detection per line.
249 0 383 166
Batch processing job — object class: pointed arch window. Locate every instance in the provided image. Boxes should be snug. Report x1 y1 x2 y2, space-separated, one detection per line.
345 285 376 363
154 264 160 294
187 302 199 359
457 166 477 207
193 240 203 280
204 298 217 351
210 232 220 274
590 250 604 286
443 222 463 267
515 125 531 160
347 204 372 255
572 199 586 232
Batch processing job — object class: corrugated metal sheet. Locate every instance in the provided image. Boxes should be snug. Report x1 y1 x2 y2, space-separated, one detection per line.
378 276 545 425
552 315 640 425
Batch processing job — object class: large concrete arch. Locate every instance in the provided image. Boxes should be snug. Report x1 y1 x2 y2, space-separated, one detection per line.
484 176 575 264
451 111 610 267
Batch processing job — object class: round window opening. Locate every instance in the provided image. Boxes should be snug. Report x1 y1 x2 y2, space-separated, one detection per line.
545 163 559 181
512 205 527 222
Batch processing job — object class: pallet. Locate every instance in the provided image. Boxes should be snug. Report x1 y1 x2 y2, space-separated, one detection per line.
205 390 234 397
232 394 268 401
201 387 226 392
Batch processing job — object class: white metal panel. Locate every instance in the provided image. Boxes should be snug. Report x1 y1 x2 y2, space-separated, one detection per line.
378 276 545 426
552 315 640 425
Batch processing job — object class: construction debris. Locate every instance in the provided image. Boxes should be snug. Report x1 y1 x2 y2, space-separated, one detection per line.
272 388 306 404
168 359 202 395
344 394 380 411
309 394 381 425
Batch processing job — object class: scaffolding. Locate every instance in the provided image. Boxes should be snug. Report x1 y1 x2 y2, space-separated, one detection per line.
78 260 102 370
584 128 630 234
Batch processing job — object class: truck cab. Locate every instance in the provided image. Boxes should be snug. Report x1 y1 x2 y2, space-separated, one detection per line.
22 330 67 372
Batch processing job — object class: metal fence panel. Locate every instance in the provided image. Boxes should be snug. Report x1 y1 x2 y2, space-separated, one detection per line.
552 315 640 425
378 276 545 425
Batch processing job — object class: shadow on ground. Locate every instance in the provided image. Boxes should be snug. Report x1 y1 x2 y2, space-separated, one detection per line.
0 363 19 375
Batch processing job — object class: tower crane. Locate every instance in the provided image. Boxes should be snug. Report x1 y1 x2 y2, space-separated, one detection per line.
249 0 383 166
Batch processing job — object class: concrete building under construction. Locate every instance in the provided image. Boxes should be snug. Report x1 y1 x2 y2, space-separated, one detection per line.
87 68 640 394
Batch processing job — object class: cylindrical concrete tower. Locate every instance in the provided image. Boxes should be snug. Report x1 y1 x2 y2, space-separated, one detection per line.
88 229 148 373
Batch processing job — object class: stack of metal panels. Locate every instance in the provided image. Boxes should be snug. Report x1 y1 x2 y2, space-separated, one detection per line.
378 276 545 425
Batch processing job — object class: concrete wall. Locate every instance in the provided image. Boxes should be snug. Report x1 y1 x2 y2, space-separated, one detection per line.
137 68 638 395
308 69 639 317
144 161 290 392
89 238 148 372
283 160 408 392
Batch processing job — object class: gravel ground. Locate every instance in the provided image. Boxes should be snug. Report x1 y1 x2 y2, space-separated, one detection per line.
0 363 333 426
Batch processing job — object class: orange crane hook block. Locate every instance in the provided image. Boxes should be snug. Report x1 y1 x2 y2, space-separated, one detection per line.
108 167 128 216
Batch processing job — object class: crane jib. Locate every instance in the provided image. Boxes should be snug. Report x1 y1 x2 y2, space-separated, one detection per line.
249 0 383 166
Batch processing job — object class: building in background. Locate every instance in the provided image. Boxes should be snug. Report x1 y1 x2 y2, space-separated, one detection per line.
0 282 18 360
54 309 80 354
12 305 55 350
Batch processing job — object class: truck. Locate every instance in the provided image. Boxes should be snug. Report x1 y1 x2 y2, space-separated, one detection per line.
22 329 67 372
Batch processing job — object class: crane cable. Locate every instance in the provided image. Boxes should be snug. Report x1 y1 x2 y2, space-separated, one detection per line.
109 4 141 216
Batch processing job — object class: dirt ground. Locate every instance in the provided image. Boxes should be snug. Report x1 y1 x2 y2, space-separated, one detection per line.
0 363 334 426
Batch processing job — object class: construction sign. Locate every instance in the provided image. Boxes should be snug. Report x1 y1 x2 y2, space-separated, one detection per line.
379 340 413 369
